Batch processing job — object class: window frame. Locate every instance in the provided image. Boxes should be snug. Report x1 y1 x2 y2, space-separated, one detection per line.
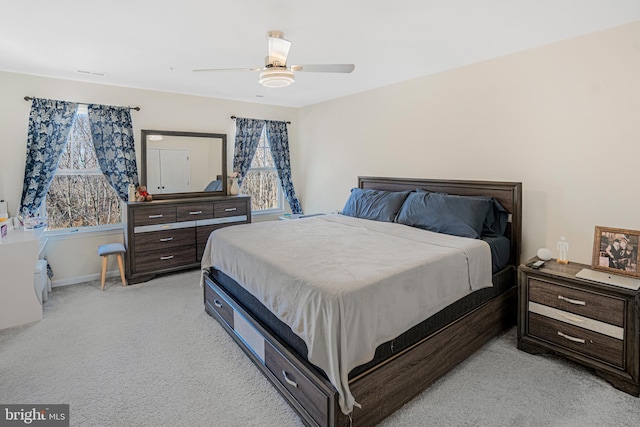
43 107 123 232
241 129 285 215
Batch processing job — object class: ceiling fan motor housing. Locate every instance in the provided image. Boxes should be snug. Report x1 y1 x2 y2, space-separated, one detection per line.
258 67 295 88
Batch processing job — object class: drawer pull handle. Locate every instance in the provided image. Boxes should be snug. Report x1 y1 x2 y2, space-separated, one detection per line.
160 255 174 260
213 299 223 308
224 208 237 212
189 211 203 215
159 237 174 242
558 295 586 306
148 214 164 219
282 370 298 388
558 331 585 344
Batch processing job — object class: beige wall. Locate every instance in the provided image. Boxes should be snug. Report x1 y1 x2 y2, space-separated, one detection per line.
0 72 298 284
298 22 640 265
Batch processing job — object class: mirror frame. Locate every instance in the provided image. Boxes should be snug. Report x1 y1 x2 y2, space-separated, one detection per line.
140 129 227 200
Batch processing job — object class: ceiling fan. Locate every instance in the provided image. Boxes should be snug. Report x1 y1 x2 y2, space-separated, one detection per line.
193 30 355 88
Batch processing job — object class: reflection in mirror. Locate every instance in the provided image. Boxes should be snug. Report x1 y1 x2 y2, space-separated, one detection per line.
141 130 227 200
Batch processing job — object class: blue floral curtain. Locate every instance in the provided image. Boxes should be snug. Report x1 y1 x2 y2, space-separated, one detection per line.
20 98 78 217
87 104 139 201
265 120 302 214
233 117 265 186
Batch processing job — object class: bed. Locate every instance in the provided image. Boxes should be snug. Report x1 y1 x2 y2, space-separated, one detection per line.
201 176 522 426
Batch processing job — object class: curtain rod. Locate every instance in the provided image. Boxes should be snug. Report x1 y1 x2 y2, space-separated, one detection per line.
24 96 140 111
230 115 291 125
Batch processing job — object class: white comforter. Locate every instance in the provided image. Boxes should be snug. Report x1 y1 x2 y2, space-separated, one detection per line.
201 214 492 414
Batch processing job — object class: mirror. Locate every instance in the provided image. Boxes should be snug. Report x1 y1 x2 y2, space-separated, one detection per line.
140 130 227 200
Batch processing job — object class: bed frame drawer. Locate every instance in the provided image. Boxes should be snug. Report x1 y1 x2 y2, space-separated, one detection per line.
203 274 337 427
204 281 234 328
265 342 330 427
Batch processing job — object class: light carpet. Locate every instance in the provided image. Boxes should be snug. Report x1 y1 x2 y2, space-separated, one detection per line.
1 270 638 426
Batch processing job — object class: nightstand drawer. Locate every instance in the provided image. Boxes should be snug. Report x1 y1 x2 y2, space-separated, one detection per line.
529 312 624 368
528 278 624 327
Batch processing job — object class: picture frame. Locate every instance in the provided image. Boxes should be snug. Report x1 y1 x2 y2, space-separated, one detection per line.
591 226 640 278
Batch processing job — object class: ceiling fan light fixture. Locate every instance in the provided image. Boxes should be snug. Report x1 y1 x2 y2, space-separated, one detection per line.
258 68 295 88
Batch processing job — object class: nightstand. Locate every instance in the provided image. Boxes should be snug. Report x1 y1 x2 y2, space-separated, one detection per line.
518 258 640 396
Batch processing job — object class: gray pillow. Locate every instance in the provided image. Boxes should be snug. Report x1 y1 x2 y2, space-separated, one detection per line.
341 188 411 222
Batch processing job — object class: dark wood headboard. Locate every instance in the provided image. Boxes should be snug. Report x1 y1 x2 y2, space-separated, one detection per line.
358 176 522 267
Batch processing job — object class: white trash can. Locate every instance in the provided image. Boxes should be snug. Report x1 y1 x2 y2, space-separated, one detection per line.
34 260 48 304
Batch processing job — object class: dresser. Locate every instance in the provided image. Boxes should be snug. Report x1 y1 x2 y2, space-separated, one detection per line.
125 195 250 284
518 258 639 396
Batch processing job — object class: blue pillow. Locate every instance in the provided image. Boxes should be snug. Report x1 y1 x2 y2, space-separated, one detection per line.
474 196 508 237
396 192 491 239
341 188 411 222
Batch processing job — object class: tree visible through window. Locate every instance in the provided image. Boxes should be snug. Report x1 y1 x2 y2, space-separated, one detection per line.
45 107 121 229
240 128 283 212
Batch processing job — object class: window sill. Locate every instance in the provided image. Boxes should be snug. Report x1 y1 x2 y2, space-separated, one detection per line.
45 224 124 241
251 209 286 222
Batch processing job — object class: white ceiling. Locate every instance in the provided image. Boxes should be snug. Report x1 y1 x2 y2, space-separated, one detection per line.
2 1 639 108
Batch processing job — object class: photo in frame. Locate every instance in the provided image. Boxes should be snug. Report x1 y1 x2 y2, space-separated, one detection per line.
591 226 640 278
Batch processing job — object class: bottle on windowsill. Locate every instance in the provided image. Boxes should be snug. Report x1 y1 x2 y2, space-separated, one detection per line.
556 236 569 264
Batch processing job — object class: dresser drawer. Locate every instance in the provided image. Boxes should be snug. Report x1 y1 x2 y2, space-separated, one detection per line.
177 203 214 222
204 280 234 328
528 312 624 368
133 206 177 225
134 228 195 253
197 224 222 241
528 278 624 327
214 200 247 218
265 342 329 427
196 224 225 261
133 245 196 273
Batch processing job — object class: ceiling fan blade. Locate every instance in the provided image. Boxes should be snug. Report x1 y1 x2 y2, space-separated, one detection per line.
290 64 355 73
193 67 262 72
267 33 291 67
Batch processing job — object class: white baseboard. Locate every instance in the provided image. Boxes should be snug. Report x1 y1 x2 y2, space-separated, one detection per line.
52 270 122 288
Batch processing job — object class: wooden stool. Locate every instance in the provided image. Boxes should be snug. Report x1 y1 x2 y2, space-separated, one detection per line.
98 243 127 290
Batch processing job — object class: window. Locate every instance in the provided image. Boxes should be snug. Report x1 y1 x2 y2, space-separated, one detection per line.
240 128 283 212
45 107 122 230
